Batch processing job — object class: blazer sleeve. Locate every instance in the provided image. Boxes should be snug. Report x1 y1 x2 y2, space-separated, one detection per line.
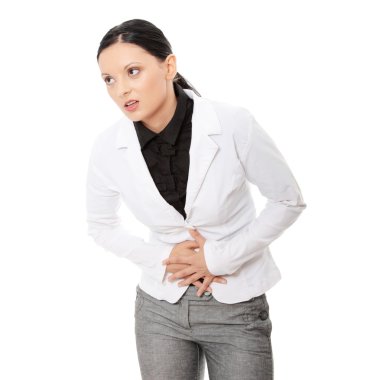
86 144 173 284
203 110 307 276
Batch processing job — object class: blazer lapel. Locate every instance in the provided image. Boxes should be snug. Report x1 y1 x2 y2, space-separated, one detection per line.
115 88 222 221
183 89 221 218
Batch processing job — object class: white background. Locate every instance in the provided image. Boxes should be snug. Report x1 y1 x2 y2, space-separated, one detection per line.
1 0 379 379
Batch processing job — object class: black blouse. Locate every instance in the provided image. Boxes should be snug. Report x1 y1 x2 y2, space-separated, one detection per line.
133 82 194 220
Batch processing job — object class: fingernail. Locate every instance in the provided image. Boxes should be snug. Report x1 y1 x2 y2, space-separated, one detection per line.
222 279 227 284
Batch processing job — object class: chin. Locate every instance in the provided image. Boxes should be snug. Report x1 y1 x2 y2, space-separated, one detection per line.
127 116 142 123
121 109 139 122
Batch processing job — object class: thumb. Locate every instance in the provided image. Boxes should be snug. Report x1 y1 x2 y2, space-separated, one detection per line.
188 228 205 246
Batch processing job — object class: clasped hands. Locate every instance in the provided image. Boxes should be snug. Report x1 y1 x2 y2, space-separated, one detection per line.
161 228 228 296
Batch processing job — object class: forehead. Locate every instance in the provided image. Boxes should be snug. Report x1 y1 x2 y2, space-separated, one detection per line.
98 42 156 71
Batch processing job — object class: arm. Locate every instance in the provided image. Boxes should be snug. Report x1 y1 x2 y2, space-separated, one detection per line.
86 150 173 284
203 111 307 276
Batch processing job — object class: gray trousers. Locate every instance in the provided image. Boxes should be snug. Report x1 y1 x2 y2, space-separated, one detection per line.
134 284 273 379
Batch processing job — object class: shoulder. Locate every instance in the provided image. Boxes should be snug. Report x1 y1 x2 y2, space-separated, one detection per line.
206 97 252 122
200 96 267 163
203 96 257 142
199 96 255 136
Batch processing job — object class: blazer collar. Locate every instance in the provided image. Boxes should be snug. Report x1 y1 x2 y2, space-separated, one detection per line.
115 88 221 150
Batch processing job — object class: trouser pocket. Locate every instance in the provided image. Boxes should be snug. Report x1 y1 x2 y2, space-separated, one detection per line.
244 294 272 338
134 288 144 318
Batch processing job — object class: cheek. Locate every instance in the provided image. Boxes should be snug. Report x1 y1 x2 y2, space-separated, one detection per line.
107 89 121 105
147 82 168 108
142 74 165 97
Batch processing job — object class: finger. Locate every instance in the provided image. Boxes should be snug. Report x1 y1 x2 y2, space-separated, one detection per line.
184 248 200 255
168 267 195 281
200 277 212 292
213 276 228 284
192 280 212 292
196 276 213 296
182 240 200 249
162 256 192 265
178 272 205 287
178 276 199 287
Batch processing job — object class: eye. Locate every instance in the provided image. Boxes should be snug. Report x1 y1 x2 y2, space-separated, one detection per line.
128 68 140 76
104 76 115 86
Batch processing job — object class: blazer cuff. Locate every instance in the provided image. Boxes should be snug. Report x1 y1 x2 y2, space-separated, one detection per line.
203 239 231 276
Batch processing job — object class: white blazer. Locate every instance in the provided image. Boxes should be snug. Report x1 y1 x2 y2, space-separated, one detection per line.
86 88 307 304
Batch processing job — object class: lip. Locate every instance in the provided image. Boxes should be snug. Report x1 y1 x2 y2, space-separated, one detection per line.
124 100 139 112
124 99 138 107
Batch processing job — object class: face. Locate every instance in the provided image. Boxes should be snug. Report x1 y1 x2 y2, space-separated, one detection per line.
98 41 177 129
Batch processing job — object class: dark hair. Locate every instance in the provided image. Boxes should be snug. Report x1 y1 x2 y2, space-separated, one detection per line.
97 19 201 97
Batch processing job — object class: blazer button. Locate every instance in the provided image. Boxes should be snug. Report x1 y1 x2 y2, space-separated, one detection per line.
259 310 268 320
204 291 211 296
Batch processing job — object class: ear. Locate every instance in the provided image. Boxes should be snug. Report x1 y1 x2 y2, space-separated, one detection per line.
165 54 177 80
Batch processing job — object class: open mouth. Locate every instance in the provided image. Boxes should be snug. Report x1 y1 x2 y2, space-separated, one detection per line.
124 100 139 111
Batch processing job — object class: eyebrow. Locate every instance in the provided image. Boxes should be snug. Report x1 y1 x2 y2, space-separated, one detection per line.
101 61 142 76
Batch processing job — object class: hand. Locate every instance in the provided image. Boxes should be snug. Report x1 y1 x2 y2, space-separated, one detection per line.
163 229 228 296
165 239 214 293
165 239 199 276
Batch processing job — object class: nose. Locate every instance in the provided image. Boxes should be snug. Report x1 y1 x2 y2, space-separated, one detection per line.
118 87 130 99
117 78 131 99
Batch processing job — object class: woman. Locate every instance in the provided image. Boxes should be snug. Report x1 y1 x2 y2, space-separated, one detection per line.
87 18 307 380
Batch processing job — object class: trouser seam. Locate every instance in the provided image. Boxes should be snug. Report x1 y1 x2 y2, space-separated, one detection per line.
196 343 200 380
